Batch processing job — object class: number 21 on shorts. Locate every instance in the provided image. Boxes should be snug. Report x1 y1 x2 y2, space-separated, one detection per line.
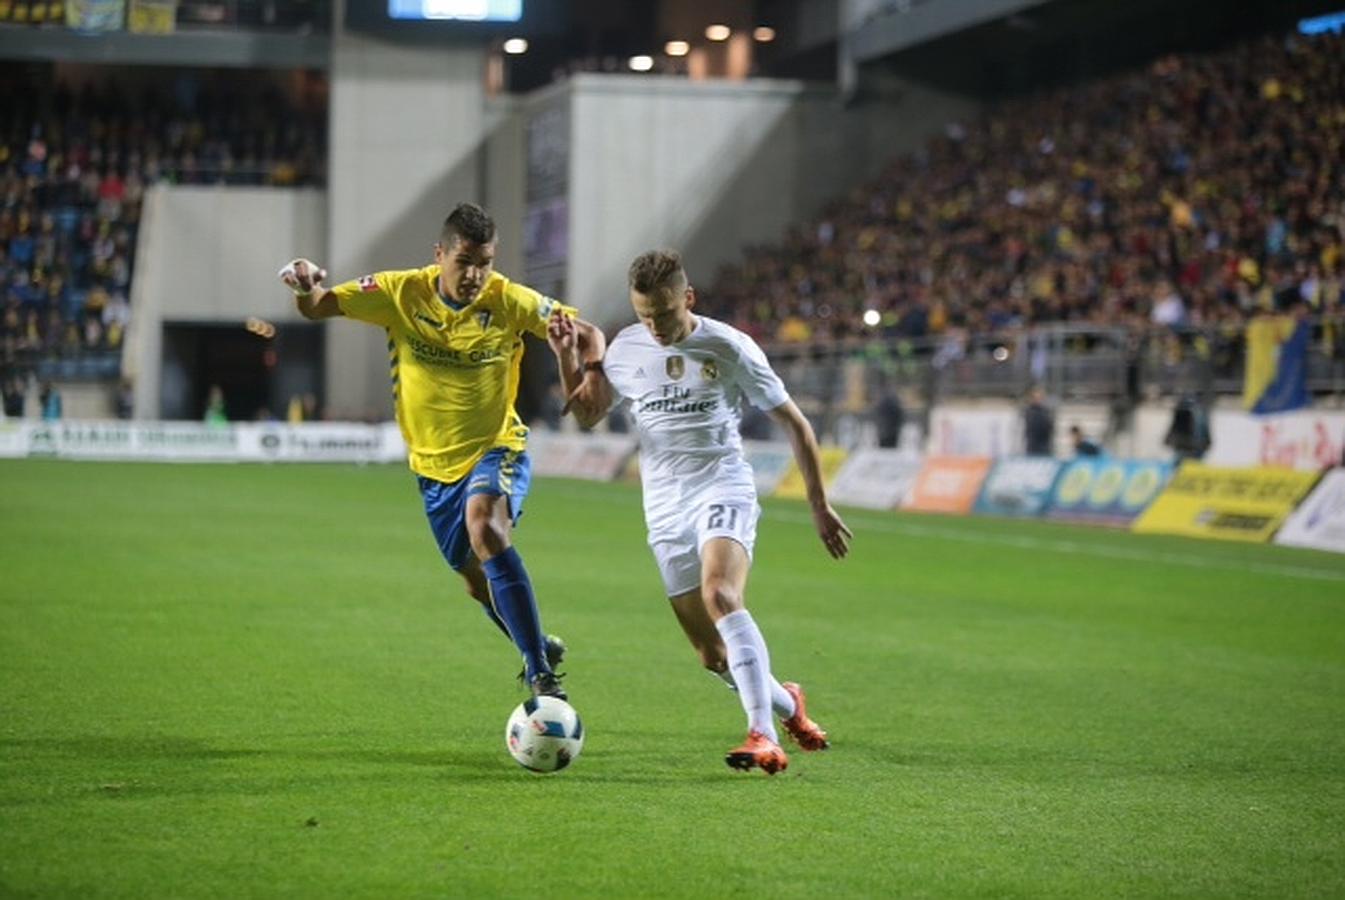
706 503 739 532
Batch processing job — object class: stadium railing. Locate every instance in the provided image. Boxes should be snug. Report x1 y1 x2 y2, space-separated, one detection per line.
762 317 1345 442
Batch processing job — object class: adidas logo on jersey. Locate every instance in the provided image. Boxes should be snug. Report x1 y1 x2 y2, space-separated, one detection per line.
635 367 646 378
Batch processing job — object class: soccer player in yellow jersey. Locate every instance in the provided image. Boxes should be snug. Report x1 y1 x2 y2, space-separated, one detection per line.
278 203 604 699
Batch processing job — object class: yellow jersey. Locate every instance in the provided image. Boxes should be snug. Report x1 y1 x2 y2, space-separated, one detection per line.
330 265 576 482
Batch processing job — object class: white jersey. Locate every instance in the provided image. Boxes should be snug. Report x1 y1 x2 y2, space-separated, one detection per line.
604 316 790 534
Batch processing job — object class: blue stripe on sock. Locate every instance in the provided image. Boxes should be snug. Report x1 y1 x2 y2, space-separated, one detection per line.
480 601 511 639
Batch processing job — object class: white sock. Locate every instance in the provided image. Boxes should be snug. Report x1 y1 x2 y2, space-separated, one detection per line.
713 669 797 718
714 609 778 741
771 677 796 719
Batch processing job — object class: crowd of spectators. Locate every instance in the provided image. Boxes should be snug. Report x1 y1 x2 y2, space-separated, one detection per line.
0 66 325 387
0 0 327 30
706 32 1345 349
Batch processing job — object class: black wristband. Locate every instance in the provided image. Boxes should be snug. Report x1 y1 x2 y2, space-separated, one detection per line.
582 360 604 374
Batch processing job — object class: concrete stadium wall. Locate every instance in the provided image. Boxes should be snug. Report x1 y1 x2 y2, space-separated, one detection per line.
565 74 979 328
324 33 493 421
15 381 117 419
124 185 327 419
930 399 1158 459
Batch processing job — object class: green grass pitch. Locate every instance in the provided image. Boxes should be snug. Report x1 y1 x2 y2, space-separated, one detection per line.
2 459 1344 898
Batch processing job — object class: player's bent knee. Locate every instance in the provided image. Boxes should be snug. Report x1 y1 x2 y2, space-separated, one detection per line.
467 518 510 559
702 581 743 618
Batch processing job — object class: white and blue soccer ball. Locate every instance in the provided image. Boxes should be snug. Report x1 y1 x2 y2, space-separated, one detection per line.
505 696 584 773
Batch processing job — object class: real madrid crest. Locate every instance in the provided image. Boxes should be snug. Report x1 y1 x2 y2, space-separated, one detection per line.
700 360 718 380
666 356 685 380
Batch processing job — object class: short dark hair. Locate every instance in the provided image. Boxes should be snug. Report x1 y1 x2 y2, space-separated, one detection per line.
628 249 686 295
440 203 496 247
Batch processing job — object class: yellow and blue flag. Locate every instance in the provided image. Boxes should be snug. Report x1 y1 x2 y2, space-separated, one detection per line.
1243 314 1310 413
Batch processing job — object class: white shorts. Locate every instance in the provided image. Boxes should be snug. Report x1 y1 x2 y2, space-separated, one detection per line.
647 489 761 597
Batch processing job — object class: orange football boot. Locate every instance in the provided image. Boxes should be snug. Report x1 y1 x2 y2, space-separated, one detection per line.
725 730 789 775
780 682 830 751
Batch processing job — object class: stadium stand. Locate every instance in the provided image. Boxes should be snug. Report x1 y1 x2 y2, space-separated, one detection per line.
707 32 1344 343
0 65 325 384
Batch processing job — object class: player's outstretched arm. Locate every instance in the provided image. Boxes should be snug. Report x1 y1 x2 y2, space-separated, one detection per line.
279 258 342 320
769 399 853 560
546 311 611 430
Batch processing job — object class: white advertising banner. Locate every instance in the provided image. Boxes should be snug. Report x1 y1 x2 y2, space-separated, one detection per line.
1207 410 1345 472
927 407 1020 458
237 422 405 463
828 449 923 509
23 420 244 461
1275 468 1345 554
0 421 28 458
0 420 405 464
527 431 636 481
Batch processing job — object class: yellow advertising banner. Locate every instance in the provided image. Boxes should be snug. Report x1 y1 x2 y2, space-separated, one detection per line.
772 447 848 500
127 0 173 32
1132 462 1319 542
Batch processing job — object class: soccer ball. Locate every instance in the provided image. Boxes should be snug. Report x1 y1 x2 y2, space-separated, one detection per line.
505 696 584 773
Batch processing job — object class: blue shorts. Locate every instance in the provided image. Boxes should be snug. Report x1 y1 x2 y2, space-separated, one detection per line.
418 447 532 571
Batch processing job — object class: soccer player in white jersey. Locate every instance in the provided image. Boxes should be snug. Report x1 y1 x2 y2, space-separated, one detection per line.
548 249 852 774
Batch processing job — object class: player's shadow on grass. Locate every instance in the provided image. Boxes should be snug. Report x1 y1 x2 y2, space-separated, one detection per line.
294 746 729 785
2 736 497 777
4 734 756 788
1 734 266 762
0 735 270 807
